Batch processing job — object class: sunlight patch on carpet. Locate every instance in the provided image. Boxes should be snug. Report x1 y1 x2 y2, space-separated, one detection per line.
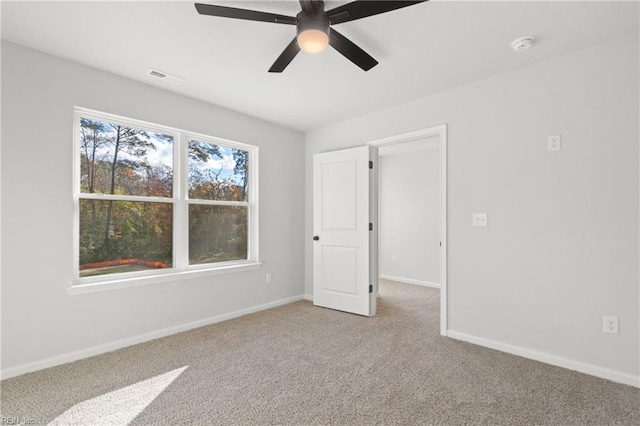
48 366 188 425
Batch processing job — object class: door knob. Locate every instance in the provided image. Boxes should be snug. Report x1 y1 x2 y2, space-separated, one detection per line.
313 236 320 241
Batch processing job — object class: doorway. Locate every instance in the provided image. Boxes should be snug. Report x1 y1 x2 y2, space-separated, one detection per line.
368 125 447 335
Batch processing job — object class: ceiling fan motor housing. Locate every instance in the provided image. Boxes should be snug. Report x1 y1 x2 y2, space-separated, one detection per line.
296 10 330 40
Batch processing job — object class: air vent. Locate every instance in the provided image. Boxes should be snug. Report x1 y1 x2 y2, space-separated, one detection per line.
146 68 185 85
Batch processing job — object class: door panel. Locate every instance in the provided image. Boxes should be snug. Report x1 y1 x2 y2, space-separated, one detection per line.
313 146 373 316
321 159 357 230
321 246 358 294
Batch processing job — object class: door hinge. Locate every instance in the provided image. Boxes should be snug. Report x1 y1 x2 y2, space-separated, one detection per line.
369 223 373 231
369 284 373 293
369 160 373 169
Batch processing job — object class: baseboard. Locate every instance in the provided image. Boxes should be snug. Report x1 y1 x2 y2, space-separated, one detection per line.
379 275 440 289
1 294 305 380
303 294 313 301
447 330 640 388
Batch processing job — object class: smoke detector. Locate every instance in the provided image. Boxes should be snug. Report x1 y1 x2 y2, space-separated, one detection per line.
511 36 535 52
146 68 185 85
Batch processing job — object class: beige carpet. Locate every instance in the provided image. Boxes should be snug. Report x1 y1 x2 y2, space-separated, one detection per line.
1 280 639 425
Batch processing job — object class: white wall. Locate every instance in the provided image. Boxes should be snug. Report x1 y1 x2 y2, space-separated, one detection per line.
0 42 306 375
305 35 639 383
379 147 440 285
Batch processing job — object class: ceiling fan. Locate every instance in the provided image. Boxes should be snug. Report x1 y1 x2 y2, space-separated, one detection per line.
194 1 428 72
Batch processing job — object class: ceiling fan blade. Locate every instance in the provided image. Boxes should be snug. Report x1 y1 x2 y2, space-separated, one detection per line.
327 1 427 25
268 38 301 73
195 3 297 25
329 28 378 71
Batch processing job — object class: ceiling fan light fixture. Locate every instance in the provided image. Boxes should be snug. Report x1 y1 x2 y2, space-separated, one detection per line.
297 29 329 54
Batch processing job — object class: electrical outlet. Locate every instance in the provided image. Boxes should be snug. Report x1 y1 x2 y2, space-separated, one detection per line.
266 273 272 284
548 135 561 151
472 213 488 227
603 316 619 334
392 256 397 264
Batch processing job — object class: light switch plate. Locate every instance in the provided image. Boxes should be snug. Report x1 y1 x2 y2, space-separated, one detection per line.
472 213 488 227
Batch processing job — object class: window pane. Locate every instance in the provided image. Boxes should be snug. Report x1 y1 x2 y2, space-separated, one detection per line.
189 205 248 265
79 200 173 277
79 117 173 197
187 139 248 201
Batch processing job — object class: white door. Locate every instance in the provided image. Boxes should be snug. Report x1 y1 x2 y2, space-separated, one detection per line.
313 146 375 316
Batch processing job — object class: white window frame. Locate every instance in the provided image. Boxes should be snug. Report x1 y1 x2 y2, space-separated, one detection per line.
71 107 260 294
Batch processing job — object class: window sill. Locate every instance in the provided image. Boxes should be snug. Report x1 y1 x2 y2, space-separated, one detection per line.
68 262 263 295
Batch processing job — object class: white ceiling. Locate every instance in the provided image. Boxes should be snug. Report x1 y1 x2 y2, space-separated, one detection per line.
2 1 638 132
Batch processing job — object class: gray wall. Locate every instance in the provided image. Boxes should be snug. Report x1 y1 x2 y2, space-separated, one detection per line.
379 147 440 285
1 42 306 372
305 35 639 379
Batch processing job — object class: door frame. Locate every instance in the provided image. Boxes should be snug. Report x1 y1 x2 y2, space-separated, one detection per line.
367 124 448 335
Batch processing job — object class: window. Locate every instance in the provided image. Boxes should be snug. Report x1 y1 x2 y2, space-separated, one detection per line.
73 108 258 287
